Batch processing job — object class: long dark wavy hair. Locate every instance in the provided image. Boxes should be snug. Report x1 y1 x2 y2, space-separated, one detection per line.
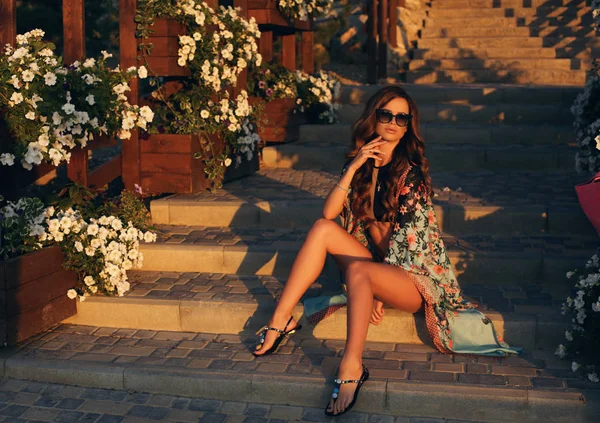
347 85 433 226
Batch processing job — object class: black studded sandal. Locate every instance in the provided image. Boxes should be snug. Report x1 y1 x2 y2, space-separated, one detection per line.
324 365 369 417
252 316 302 357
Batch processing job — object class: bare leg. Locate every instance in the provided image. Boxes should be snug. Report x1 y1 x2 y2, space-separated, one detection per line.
254 218 373 355
329 261 423 415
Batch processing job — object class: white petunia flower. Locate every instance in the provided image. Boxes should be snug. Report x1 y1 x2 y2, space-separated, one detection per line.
85 94 95 105
67 289 77 300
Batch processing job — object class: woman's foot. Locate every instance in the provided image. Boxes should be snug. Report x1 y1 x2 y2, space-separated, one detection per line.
253 313 299 356
326 359 365 415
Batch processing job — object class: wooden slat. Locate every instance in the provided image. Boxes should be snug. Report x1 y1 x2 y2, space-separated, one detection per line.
141 172 192 194
300 31 314 74
67 148 88 185
282 33 296 70
259 30 273 63
143 36 180 57
141 153 192 175
0 0 16 46
141 134 193 154
144 56 191 76
148 18 187 37
6 268 78 316
88 154 122 189
120 0 141 190
3 246 64 290
7 294 77 345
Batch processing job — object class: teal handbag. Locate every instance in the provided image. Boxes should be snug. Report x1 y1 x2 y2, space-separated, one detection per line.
447 308 522 356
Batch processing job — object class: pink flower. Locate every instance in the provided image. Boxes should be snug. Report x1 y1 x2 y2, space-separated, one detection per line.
433 265 444 275
428 211 435 225
407 233 417 246
400 186 410 195
399 206 408 214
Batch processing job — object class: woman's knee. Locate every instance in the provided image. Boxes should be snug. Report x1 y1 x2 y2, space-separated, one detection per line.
310 218 338 237
344 261 371 286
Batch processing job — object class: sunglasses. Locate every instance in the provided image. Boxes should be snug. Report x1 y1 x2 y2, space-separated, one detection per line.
375 109 412 127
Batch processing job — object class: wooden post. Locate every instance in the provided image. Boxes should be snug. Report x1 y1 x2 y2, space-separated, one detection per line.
300 31 314 74
281 34 296 70
377 0 388 80
120 0 141 191
367 0 378 84
0 0 16 47
388 0 397 49
259 30 273 63
233 0 248 97
63 0 88 186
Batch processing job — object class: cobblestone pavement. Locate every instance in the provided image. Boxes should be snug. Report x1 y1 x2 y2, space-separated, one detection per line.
126 271 569 316
0 378 490 423
13 325 597 393
153 225 598 255
173 168 584 208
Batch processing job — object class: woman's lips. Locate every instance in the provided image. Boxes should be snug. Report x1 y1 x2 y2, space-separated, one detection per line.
385 128 397 134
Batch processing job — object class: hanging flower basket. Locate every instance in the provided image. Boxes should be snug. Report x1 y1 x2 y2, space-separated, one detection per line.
0 246 77 346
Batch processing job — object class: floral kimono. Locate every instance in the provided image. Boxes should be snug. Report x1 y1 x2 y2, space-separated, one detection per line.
304 163 521 356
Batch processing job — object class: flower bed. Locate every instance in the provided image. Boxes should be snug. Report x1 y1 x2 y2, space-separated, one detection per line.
556 251 600 383
0 246 77 346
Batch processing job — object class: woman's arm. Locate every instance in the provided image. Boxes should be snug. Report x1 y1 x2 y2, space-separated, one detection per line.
322 165 356 220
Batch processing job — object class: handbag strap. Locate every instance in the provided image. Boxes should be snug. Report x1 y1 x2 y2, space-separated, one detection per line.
576 171 600 187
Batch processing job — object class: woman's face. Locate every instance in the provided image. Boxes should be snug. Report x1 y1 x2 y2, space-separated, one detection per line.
374 97 410 144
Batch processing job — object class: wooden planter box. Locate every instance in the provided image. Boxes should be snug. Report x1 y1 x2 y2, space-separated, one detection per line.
140 132 259 194
0 246 77 346
248 0 313 31
250 97 303 144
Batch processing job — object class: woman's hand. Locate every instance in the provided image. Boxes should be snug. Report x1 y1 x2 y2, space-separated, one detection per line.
347 137 386 172
370 300 385 325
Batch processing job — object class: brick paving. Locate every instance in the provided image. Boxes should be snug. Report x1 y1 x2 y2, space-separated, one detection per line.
152 225 598 255
171 168 584 208
0 378 491 423
11 324 598 393
126 271 569 316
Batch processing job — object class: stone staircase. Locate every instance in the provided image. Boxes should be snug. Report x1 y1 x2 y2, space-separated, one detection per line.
3 83 600 421
408 0 598 85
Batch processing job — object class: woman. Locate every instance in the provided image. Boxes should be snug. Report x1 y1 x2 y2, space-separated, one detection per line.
252 86 520 416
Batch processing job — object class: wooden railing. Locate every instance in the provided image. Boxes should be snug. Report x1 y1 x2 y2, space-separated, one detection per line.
367 0 403 83
0 0 123 193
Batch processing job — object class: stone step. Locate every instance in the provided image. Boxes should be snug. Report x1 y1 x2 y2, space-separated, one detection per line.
408 58 583 71
413 47 596 60
406 69 587 86
138 227 595 285
417 36 600 49
421 25 596 38
150 168 591 235
426 6 592 18
337 102 574 125
5 325 597 423
262 143 576 171
430 0 590 8
339 83 581 106
424 15 593 28
63 271 571 350
297 123 574 145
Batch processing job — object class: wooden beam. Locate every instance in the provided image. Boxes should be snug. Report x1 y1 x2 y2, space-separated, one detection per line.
378 0 388 80
0 0 16 47
259 30 273 63
388 0 398 48
282 34 296 70
88 154 122 189
367 0 378 84
62 0 85 64
300 31 314 74
120 0 141 191
63 0 88 185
